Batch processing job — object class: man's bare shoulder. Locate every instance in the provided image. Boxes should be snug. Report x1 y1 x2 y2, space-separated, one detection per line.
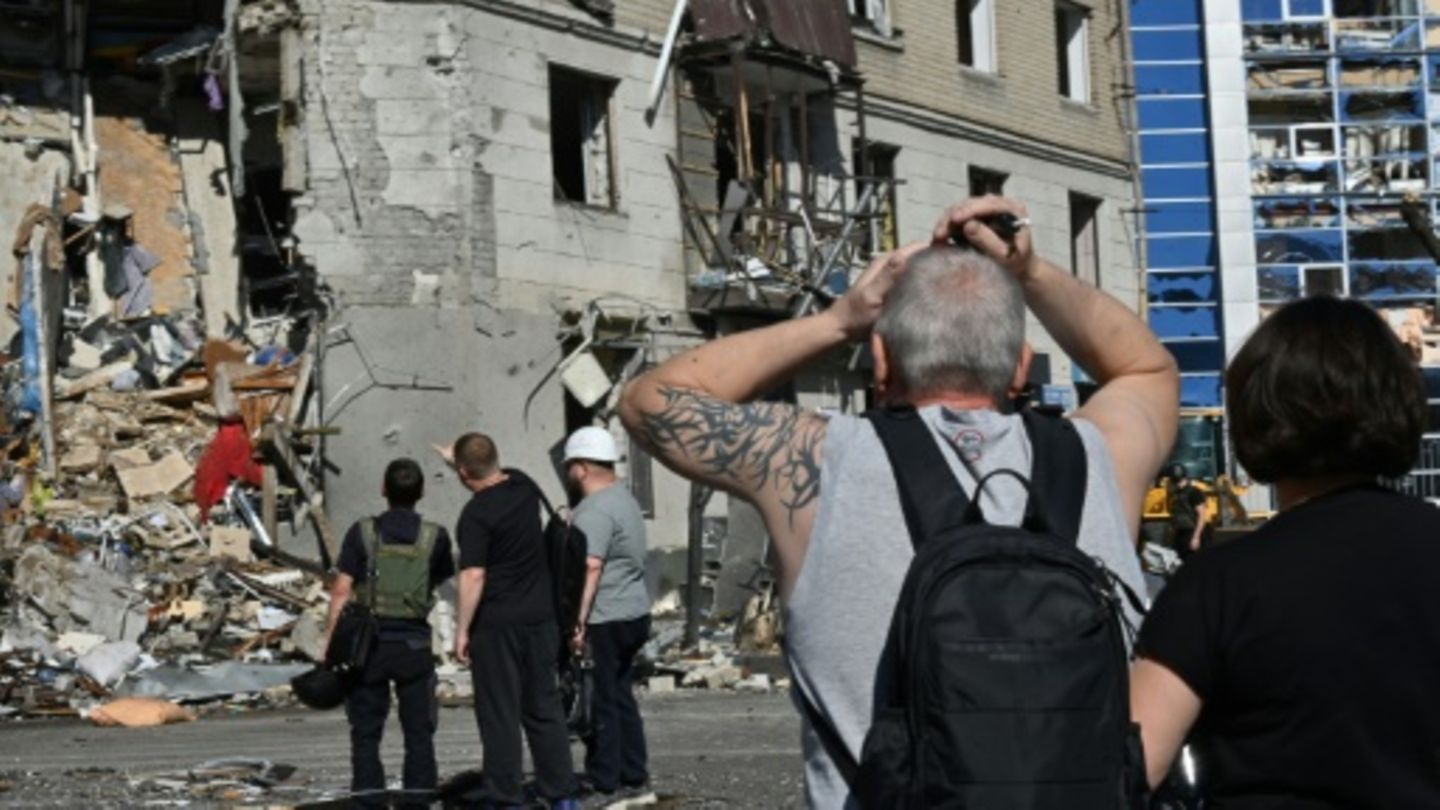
630 385 828 527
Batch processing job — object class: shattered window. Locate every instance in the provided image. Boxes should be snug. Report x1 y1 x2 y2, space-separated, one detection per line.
1244 23 1329 55
1255 229 1345 263
1257 265 1303 301
1255 197 1341 229
549 65 618 209
1349 227 1433 260
1350 262 1438 298
1334 18 1422 53
1251 160 1339 195
1148 272 1217 305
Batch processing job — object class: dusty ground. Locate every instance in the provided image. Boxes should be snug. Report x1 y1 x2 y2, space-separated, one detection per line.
0 690 804 807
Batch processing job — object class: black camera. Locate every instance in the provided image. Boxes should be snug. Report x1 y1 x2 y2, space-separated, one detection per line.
949 213 1024 250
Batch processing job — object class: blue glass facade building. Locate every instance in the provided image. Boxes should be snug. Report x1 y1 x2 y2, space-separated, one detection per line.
1131 0 1440 498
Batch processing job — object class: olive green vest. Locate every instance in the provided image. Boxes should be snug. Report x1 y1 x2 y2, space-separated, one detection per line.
355 519 439 621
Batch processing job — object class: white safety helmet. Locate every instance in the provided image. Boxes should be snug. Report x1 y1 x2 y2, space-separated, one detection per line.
563 426 619 464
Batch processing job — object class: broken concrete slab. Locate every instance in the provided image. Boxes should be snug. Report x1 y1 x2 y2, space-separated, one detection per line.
122 661 310 702
77 640 142 686
109 446 152 470
68 339 104 372
116 450 194 499
59 444 103 474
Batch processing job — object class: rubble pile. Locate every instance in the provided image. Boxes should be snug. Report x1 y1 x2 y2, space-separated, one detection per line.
1 295 328 721
641 594 790 696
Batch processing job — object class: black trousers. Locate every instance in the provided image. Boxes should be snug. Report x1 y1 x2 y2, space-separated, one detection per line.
345 638 438 808
471 621 576 804
584 615 651 792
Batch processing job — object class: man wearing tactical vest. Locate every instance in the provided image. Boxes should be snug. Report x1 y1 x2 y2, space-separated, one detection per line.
327 458 456 808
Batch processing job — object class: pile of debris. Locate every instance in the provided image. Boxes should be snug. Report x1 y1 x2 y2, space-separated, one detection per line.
641 593 789 696
2 222 330 722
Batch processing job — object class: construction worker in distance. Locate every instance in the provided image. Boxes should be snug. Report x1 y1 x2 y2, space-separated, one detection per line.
565 426 653 797
326 458 456 809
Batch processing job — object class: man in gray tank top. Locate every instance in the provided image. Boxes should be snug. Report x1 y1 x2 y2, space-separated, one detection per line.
619 196 1179 807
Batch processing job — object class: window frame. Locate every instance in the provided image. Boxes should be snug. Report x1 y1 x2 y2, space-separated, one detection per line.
1056 2 1092 105
547 64 620 210
958 0 997 73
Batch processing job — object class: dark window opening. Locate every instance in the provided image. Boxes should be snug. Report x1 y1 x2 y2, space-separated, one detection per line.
549 65 617 208
853 139 900 256
1069 192 1102 286
969 165 1008 197
957 1 975 66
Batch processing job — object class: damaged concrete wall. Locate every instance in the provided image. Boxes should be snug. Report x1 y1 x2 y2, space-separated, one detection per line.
0 142 70 347
292 0 695 571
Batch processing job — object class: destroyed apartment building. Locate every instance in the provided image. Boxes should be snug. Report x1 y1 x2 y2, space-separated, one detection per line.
1 0 1143 717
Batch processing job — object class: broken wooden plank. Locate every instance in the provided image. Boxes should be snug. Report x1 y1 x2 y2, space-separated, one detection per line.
257 423 338 564
54 360 134 400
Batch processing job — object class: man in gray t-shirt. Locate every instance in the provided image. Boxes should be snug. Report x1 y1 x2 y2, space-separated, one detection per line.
564 426 651 795
619 196 1180 807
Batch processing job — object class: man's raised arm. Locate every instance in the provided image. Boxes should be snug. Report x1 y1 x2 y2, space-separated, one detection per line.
934 197 1180 535
619 246 922 589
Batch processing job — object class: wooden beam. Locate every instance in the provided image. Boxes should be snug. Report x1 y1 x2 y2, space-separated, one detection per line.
258 423 338 566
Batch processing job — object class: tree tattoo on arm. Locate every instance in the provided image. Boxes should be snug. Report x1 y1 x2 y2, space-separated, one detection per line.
636 386 825 526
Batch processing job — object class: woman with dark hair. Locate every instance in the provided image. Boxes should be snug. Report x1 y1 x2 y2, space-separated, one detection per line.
1131 296 1440 806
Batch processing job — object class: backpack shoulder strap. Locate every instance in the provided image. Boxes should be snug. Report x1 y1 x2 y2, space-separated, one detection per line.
359 518 381 609
1019 410 1088 545
865 407 970 550
508 467 559 520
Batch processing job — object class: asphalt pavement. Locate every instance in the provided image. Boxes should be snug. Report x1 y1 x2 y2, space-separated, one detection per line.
0 690 804 807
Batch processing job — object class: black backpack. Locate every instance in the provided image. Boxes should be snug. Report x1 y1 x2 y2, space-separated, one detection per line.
523 472 595 737
797 407 1146 809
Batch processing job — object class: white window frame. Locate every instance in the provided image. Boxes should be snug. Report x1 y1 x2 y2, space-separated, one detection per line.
962 0 997 73
849 0 892 37
1058 3 1091 105
1283 0 1331 21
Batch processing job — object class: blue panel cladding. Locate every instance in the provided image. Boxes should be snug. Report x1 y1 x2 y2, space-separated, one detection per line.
1148 272 1218 304
1137 97 1210 129
1146 201 1218 234
1169 340 1226 373
1179 375 1223 408
1141 132 1211 164
1131 0 1202 26
1133 30 1205 62
1148 235 1217 268
1241 0 1283 20
1150 306 1221 339
1135 64 1208 96
1142 167 1215 199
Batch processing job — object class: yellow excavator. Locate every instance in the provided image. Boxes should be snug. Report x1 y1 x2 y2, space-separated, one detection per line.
1140 409 1265 548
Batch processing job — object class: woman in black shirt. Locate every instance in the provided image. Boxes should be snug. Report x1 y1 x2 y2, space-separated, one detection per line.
1132 296 1440 807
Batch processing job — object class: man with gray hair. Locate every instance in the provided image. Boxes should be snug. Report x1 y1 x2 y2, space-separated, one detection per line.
619 196 1177 806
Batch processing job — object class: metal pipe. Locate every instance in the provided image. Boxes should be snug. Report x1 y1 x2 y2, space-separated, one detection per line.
644 0 689 126
684 483 712 649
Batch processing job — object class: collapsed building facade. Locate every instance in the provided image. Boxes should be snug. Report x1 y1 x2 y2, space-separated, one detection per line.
3 0 1143 621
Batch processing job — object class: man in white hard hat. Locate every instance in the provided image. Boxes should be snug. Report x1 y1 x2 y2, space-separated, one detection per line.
564 426 652 797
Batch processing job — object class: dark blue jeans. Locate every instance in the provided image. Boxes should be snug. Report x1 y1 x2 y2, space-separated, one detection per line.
584 615 651 792
344 638 437 808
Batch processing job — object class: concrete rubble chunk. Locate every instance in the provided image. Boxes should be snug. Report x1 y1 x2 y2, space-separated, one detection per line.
109 445 152 470
209 525 254 562
67 339 104 372
116 450 194 499
59 443 103 473
77 640 142 686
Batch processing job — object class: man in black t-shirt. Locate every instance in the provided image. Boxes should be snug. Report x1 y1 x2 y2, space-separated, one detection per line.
326 458 455 807
448 432 577 808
